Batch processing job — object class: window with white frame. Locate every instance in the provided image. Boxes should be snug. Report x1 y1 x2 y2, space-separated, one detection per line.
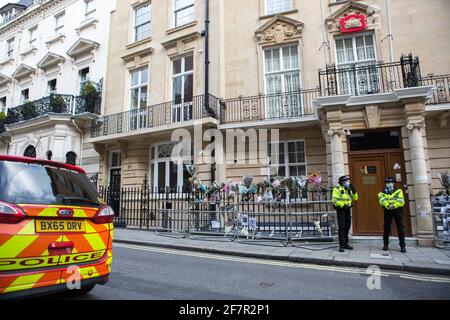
134 4 151 42
55 12 65 32
85 0 96 19
78 67 90 91
335 32 377 95
6 38 14 58
172 54 193 122
47 79 57 95
265 0 292 15
150 142 193 193
173 0 195 28
264 44 302 117
268 140 306 177
130 68 148 109
28 26 37 47
21 89 29 103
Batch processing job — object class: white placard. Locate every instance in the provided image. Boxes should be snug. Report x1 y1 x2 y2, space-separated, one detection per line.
249 218 257 230
240 214 249 226
211 220 220 229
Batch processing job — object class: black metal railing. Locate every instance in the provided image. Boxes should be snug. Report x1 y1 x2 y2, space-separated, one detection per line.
319 54 421 96
220 89 319 124
98 182 336 243
74 95 102 114
420 74 450 105
90 94 220 138
0 93 102 133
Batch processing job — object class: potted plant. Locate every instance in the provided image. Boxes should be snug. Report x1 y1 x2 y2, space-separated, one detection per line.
50 95 66 113
81 82 99 113
5 108 19 124
437 172 450 196
0 111 6 133
20 100 38 120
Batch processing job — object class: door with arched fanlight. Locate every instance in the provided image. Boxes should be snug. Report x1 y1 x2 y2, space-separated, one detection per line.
24 145 36 158
65 152 77 165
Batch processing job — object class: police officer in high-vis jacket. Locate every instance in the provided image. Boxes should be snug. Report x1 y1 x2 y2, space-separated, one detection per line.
378 177 406 253
332 176 359 252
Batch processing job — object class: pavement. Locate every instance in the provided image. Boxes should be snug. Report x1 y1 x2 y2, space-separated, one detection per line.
113 228 450 276
54 244 450 300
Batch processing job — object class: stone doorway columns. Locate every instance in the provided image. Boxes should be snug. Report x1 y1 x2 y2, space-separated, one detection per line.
315 86 435 245
405 103 434 246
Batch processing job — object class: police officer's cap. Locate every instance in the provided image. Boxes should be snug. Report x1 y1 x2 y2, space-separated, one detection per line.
338 176 350 184
385 177 395 183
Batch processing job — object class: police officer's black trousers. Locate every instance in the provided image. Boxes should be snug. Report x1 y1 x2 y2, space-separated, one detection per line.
383 208 406 247
336 207 351 247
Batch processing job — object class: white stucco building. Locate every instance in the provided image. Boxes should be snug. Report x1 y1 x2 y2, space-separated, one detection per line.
0 0 116 180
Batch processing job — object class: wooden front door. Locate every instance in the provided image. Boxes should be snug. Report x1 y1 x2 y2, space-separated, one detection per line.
350 152 412 236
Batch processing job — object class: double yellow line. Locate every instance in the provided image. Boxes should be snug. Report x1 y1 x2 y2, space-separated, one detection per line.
114 243 450 284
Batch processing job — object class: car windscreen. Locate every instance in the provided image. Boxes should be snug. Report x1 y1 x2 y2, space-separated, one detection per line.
0 161 101 206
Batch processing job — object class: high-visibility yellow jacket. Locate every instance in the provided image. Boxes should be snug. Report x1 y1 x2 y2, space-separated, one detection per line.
378 188 405 210
332 185 359 209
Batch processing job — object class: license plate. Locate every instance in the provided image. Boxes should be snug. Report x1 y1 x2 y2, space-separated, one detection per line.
35 220 85 233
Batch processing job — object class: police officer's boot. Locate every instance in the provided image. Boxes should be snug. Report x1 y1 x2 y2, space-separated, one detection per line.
344 244 353 250
383 244 389 251
400 246 407 253
339 246 345 252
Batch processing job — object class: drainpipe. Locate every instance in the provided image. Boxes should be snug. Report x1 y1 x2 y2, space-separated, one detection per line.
72 119 84 167
204 0 211 116
319 0 328 67
385 0 394 62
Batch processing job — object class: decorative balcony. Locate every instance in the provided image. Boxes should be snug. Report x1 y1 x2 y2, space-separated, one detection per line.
318 54 422 97
0 93 102 134
90 94 220 139
420 74 450 105
220 89 319 125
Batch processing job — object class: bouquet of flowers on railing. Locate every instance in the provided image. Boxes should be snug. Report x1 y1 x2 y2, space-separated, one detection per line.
255 175 307 203
437 172 450 196
307 171 328 196
207 181 221 205
238 176 258 201
191 176 207 204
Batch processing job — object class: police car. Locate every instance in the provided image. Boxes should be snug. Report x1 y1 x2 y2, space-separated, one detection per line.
0 155 114 299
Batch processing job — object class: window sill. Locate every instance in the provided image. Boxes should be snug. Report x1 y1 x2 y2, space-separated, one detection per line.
76 17 98 35
126 36 153 50
328 0 350 7
166 20 197 35
20 46 37 58
45 33 66 48
260 9 298 20
0 57 14 67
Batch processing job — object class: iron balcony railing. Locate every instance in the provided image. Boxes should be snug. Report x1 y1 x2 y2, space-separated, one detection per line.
220 89 320 124
420 74 450 105
319 54 421 97
90 94 220 138
0 93 102 134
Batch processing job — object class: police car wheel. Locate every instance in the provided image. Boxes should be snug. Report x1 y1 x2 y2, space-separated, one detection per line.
67 284 96 296
78 284 96 295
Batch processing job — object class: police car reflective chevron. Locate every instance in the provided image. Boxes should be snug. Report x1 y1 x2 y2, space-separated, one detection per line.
0 155 114 297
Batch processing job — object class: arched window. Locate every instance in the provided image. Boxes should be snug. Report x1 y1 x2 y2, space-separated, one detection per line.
46 151 53 161
24 145 36 158
66 152 77 165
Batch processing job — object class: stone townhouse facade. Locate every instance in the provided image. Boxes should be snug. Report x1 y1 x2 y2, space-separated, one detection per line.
90 0 450 246
0 0 116 178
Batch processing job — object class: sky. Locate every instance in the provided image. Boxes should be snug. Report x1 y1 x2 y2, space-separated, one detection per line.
0 1 11 9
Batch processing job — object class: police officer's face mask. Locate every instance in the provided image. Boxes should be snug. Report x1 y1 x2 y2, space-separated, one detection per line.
386 183 394 190
343 181 350 188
